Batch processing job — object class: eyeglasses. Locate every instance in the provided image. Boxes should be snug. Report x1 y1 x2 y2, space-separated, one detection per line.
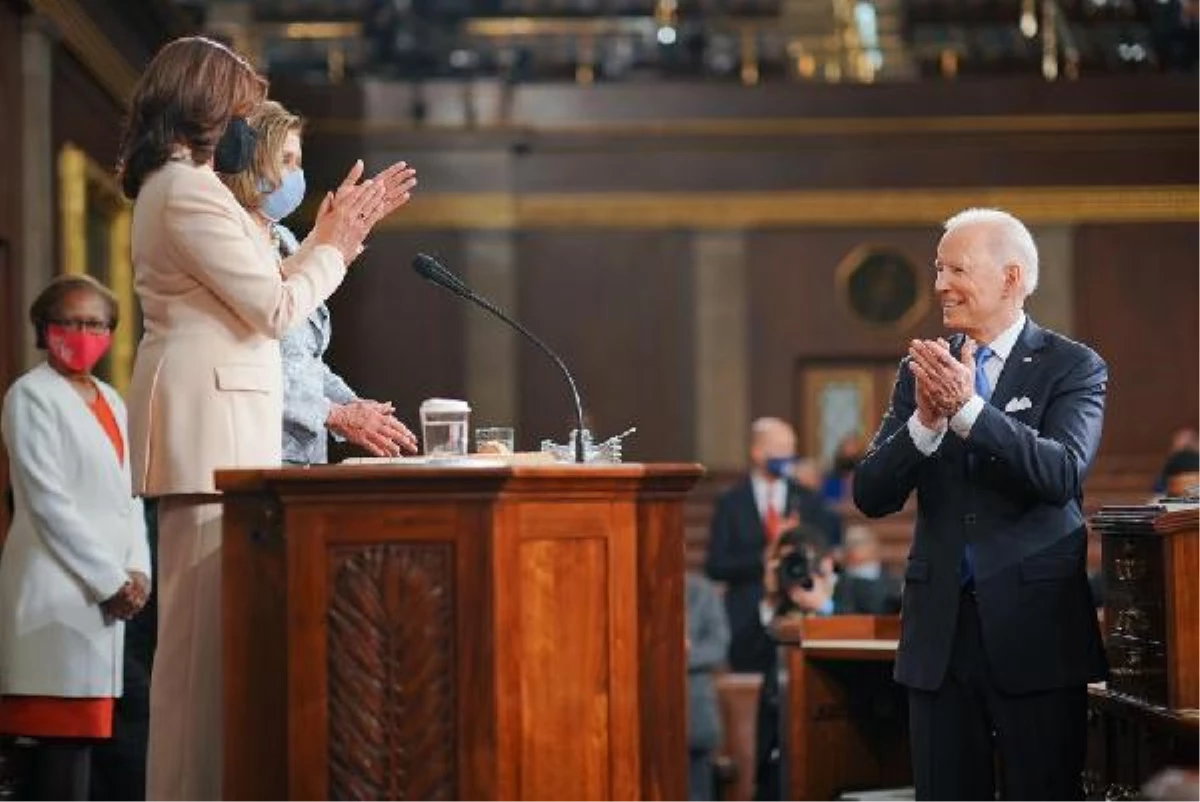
48 318 113 334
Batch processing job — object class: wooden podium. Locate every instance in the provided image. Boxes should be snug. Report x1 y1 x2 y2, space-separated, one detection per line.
1084 503 1199 799
216 463 702 801
774 615 910 801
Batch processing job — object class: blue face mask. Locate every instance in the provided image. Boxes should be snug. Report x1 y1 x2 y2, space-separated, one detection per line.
259 168 306 223
764 456 796 479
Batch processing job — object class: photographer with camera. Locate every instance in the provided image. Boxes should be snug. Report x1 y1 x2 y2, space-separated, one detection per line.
752 524 900 799
762 526 835 620
752 525 833 801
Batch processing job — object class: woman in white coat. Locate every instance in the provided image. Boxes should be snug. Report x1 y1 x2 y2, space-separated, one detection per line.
0 274 151 800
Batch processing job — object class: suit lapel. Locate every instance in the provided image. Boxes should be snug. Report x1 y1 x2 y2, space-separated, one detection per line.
734 479 766 543
989 318 1047 412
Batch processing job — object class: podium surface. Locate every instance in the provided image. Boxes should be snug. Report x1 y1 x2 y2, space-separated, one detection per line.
216 462 702 801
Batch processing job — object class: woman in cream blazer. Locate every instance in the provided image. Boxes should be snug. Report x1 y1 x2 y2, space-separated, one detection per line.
119 36 413 802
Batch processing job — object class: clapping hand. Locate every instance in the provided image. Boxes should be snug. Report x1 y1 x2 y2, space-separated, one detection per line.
361 160 418 226
312 159 418 265
328 399 419 458
909 338 976 422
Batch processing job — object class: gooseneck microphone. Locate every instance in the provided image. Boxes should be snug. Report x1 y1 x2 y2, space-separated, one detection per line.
412 253 587 464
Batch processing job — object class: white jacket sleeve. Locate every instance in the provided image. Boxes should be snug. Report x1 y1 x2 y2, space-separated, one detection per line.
126 496 152 582
1 385 129 602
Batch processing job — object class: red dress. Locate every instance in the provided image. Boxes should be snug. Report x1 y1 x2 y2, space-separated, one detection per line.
0 387 124 739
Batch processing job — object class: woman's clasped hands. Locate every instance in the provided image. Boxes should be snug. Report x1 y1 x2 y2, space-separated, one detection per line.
100 570 150 622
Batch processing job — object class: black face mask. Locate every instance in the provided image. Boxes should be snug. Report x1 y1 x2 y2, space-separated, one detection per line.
213 116 257 174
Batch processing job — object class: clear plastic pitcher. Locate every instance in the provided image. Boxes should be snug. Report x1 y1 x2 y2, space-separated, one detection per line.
419 398 470 458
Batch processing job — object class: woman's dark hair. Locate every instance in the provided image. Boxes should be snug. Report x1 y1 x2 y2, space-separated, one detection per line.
116 36 268 200
29 274 120 349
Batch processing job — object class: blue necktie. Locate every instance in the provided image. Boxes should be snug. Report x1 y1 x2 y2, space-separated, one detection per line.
974 345 994 401
962 345 994 587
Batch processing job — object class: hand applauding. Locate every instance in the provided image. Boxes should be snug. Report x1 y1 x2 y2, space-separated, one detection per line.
327 399 419 458
312 159 418 265
908 337 976 424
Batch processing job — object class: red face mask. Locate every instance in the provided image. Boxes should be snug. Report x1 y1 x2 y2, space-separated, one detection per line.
46 324 112 374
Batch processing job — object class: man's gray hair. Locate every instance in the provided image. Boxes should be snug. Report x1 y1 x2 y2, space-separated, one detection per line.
943 207 1040 298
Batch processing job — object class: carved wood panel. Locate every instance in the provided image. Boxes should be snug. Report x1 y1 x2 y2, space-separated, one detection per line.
327 543 456 800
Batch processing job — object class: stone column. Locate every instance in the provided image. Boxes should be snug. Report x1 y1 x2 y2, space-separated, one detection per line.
20 14 56 369
692 230 750 471
462 230 518 431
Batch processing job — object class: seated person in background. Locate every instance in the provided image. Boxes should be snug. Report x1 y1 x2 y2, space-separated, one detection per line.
1152 427 1198 494
220 100 419 464
820 432 865 502
1143 767 1200 801
685 571 730 802
791 457 823 494
1160 447 1199 498
838 525 903 615
752 524 895 800
705 417 842 674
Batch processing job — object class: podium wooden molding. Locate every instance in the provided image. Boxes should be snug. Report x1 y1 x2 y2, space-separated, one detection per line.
1092 503 1199 710
1084 504 1199 799
217 463 702 801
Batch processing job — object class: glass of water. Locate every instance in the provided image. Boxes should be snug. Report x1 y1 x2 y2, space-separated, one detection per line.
476 426 515 455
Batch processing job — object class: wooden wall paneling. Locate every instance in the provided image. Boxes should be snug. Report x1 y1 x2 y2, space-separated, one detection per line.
747 228 941 423
324 230 468 432
1073 223 1199 459
515 229 695 462
513 131 1199 194
52 47 127 186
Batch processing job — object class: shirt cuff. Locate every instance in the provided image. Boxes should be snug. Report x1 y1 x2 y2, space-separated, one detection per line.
759 600 775 628
817 598 835 616
950 395 985 439
907 412 947 456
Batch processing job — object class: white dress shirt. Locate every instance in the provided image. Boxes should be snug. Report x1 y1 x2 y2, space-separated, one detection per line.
907 312 1027 455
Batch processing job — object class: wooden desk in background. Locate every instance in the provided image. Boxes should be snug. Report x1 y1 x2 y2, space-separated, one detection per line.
774 615 911 801
1084 684 1199 800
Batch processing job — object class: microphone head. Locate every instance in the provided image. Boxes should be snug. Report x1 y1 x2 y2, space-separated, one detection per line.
412 253 443 282
413 252 470 296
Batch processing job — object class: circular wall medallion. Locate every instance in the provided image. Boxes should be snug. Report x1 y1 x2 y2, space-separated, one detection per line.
835 245 929 331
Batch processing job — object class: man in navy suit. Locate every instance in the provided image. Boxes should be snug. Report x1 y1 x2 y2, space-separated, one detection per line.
854 208 1107 800
705 417 842 673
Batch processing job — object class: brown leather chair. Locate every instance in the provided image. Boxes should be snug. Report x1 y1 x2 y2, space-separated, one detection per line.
715 672 763 801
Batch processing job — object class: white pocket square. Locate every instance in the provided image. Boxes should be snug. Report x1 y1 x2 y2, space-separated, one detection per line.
1004 396 1032 413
